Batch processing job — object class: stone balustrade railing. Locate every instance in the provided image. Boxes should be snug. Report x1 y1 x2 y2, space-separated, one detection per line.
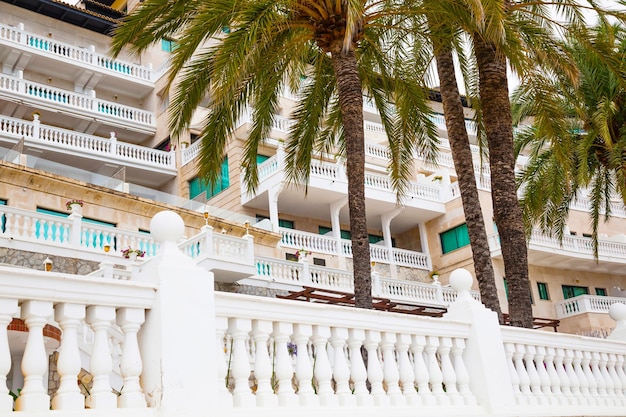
0 22 153 82
487 229 626 263
555 295 626 319
1 211 625 417
500 324 626 411
279 227 431 270
179 227 254 266
0 264 155 412
0 73 155 130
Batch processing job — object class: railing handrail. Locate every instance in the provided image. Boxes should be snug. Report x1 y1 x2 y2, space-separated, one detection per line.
0 114 174 171
0 73 155 129
0 22 153 82
554 294 626 319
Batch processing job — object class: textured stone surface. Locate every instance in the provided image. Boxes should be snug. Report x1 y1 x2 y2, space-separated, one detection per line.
0 248 100 274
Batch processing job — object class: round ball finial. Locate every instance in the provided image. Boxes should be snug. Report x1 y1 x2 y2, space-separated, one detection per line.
150 211 185 243
449 268 473 293
609 302 626 322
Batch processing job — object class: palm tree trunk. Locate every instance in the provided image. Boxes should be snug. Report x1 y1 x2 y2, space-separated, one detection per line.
473 35 533 328
331 45 372 309
434 46 503 321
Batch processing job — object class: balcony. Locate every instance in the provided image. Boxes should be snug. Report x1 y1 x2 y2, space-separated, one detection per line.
0 113 174 188
555 294 626 319
0 72 155 137
0 22 154 96
488 228 626 274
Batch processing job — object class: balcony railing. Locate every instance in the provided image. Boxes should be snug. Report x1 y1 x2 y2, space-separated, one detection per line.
555 294 626 319
0 73 155 130
0 114 174 172
279 228 431 270
488 228 626 262
0 22 154 82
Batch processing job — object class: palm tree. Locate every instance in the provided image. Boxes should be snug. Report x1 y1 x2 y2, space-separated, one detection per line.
425 9 503 319
512 22 626 258
110 0 439 308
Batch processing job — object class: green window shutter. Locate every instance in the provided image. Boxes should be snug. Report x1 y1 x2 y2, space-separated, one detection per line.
562 285 589 299
256 155 270 164
595 288 607 296
537 282 550 300
440 223 470 254
279 219 294 229
189 157 230 200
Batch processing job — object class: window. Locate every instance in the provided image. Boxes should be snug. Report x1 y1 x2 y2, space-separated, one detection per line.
596 288 607 296
319 226 350 239
285 253 297 261
440 223 470 254
256 215 294 229
161 38 178 52
36 208 116 247
189 158 229 199
562 285 589 299
313 258 326 266
537 282 550 300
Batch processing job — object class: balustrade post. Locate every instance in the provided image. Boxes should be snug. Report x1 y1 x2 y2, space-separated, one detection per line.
15 300 53 412
201 224 214 256
272 322 297 406
381 332 404 406
68 209 82 248
32 111 40 140
117 308 146 408
396 333 418 405
109 132 117 155
245 232 255 265
137 211 218 411
52 303 86 410
443 268 515 414
364 330 388 406
0 299 18 413
347 328 370 406
251 320 276 407
215 317 233 408
311 325 336 406
411 334 435 406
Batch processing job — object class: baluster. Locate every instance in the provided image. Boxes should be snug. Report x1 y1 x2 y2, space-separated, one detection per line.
544 347 564 404
555 348 572 404
563 349 580 404
381 332 403 406
439 337 461 405
117 308 146 408
348 329 370 406
425 336 447 405
365 330 388 406
52 303 85 410
396 333 418 405
535 346 555 405
272 322 297 406
599 353 616 403
573 350 590 405
411 334 434 406
451 338 476 405
15 300 53 411
513 344 532 404
504 343 522 404
312 325 336 406
227 318 254 407
330 327 353 406
86 305 116 409
251 320 276 406
0 299 18 412
592 352 609 405
524 345 543 404
215 317 233 408
614 354 626 401
582 351 598 406
607 354 623 405
292 324 317 406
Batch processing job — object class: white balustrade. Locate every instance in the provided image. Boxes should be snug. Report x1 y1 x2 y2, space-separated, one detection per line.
0 22 153 81
0 115 173 171
555 295 626 319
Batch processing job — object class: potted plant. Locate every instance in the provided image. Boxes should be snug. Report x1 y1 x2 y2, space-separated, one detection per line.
429 270 441 283
121 247 145 260
66 199 83 214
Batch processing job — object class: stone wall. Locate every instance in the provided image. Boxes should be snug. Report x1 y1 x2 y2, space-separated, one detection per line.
0 248 99 275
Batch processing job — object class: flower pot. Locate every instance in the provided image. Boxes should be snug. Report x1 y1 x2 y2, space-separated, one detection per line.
68 203 82 215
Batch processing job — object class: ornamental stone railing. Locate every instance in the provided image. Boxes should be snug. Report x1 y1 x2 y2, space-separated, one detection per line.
0 22 153 82
0 72 155 131
555 295 626 319
0 114 174 173
0 211 625 417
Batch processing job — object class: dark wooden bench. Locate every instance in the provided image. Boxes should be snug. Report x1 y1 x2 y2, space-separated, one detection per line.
502 313 560 332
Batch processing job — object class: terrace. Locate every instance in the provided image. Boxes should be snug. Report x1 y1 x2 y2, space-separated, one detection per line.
0 210 625 417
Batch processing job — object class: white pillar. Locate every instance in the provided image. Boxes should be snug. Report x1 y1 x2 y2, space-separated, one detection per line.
380 207 403 279
330 198 347 268
418 222 432 270
268 188 281 233
444 268 515 414
52 303 85 410
15 300 53 412
0 299 18 412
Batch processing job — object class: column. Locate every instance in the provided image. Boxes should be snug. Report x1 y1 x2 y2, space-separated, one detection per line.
86 305 116 409
330 198 347 268
52 303 85 410
117 308 146 408
380 207 403 279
